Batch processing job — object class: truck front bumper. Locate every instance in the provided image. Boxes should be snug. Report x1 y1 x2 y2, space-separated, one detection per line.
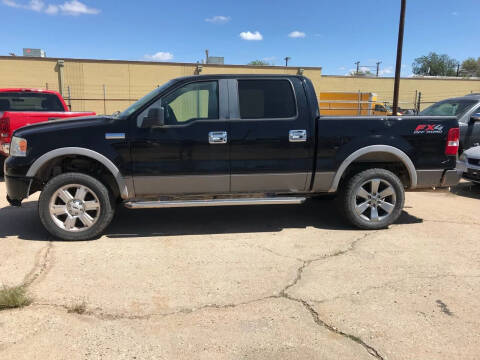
5 175 33 206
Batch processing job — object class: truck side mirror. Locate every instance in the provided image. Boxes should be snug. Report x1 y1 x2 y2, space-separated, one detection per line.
141 107 165 128
471 113 480 122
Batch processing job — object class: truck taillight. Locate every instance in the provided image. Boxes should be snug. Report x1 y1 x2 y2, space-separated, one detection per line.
0 116 10 137
445 127 459 156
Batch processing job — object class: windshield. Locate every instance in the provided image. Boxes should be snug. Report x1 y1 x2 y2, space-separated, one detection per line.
0 92 64 112
118 80 176 118
420 99 477 117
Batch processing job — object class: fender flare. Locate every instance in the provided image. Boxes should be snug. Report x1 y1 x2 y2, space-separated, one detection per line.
328 145 417 192
26 147 130 199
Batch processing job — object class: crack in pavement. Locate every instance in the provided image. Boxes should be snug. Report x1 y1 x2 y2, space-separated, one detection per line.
32 296 279 321
281 293 385 360
22 241 53 287
281 232 374 295
274 231 385 360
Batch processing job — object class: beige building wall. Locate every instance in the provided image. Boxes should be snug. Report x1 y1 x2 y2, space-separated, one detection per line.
0 57 59 90
1 56 480 114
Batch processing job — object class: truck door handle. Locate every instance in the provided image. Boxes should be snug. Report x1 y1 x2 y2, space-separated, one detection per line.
289 130 307 142
209 131 228 144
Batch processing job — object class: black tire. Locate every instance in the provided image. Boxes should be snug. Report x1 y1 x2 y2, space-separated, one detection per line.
341 168 405 230
38 172 115 241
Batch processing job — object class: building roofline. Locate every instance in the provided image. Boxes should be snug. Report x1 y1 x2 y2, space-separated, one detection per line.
0 55 322 71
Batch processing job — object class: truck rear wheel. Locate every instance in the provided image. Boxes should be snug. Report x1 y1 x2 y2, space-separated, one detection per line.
38 173 115 241
341 168 405 230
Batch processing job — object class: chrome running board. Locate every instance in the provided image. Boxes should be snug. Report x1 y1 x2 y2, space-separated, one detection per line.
124 197 306 209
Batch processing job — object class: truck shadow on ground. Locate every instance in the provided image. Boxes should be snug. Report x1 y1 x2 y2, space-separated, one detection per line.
449 182 480 200
0 198 422 241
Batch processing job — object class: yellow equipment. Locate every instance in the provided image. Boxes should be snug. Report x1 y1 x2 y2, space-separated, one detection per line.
319 92 393 116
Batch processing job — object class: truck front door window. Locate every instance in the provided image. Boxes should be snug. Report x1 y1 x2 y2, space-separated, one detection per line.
137 81 219 127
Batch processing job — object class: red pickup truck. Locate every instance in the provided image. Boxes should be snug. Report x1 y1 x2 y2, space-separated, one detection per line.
0 88 95 174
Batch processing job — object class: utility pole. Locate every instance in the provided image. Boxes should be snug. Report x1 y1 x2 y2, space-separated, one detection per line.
354 61 360 75
392 0 406 116
456 63 460 77
416 92 422 113
284 57 291 67
376 61 382 77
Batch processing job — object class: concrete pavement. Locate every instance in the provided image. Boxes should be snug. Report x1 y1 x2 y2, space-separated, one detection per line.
1 179 479 360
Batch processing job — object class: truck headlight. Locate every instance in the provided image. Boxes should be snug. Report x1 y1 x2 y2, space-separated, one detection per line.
10 136 28 157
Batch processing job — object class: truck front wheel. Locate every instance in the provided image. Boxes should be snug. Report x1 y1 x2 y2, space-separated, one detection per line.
38 173 115 241
341 168 405 230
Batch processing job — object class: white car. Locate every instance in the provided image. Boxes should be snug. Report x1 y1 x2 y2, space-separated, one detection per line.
458 146 480 184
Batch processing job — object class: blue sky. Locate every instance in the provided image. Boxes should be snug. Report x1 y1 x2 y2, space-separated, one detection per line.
1 0 479 76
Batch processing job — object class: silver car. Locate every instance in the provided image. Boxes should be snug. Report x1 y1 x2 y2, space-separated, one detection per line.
420 95 480 151
458 145 480 184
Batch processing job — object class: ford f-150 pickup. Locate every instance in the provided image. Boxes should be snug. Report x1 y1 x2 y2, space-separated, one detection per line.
4 75 461 240
0 88 95 175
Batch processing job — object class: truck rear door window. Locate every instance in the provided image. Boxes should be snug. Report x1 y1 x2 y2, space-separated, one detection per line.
238 80 296 119
0 93 64 112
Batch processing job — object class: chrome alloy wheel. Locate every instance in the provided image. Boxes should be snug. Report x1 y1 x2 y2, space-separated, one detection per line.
49 184 101 232
354 178 396 222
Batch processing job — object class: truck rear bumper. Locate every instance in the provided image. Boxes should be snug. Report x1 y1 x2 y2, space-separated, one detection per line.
5 175 33 206
415 169 461 189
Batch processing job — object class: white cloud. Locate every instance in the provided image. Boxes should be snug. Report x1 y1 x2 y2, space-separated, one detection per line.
263 56 276 61
1 0 100 15
378 66 394 76
288 31 306 38
59 0 99 15
205 15 230 24
344 65 394 76
45 3 58 13
144 52 174 61
2 0 44 11
29 0 44 11
2 0 21 7
239 31 263 41
451 11 459 16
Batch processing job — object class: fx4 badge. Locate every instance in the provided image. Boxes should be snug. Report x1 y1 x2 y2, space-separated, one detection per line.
414 124 444 134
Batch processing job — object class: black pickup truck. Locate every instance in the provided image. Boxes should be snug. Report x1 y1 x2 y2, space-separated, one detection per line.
4 75 461 240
